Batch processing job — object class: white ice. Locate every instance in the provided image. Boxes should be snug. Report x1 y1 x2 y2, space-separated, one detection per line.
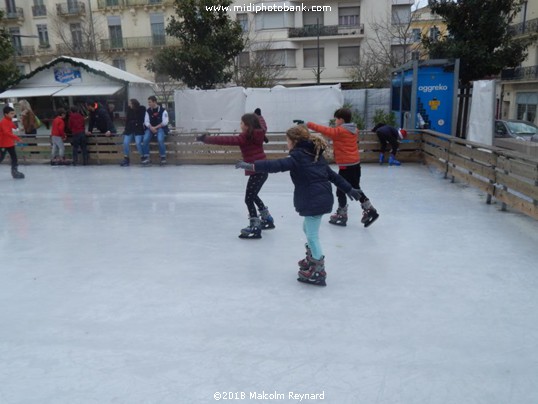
1 163 538 404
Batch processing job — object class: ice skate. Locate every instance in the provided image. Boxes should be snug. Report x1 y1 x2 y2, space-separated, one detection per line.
120 157 130 167
389 155 401 166
160 157 167 166
11 167 25 179
329 205 348 226
361 200 379 228
379 152 385 165
297 256 326 287
297 244 311 270
238 217 262 239
259 206 275 230
141 156 151 166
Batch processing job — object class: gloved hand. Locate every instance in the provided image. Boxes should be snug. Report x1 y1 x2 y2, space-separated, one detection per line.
235 160 255 171
293 119 305 125
347 188 361 201
196 132 209 142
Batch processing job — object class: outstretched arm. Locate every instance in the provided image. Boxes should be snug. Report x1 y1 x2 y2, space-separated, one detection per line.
306 122 340 140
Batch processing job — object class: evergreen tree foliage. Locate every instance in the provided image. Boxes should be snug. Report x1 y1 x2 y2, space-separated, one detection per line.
423 0 535 84
0 10 20 91
148 0 245 89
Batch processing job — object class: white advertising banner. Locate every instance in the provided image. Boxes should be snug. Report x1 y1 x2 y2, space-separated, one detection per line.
468 80 496 146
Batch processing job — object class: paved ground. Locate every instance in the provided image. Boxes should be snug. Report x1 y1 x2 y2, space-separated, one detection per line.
1 163 537 404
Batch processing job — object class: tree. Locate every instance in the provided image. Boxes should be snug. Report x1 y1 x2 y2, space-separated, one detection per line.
49 11 102 60
149 0 245 89
233 41 287 88
423 0 535 84
347 8 420 88
0 10 20 91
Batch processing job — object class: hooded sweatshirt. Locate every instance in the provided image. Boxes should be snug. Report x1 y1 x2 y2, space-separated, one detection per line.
306 121 359 166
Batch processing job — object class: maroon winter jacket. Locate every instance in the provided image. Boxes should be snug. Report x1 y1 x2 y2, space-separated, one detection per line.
203 128 267 175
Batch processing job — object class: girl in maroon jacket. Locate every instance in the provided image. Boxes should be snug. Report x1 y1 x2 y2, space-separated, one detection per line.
197 113 274 239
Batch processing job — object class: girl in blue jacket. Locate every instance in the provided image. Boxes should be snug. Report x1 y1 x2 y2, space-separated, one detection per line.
236 125 378 287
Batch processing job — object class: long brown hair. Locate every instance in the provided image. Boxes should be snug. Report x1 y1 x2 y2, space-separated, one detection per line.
286 125 327 162
241 113 261 141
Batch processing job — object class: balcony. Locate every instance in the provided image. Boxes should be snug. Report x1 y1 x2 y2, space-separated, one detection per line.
509 18 538 36
96 0 125 9
0 7 24 23
32 4 47 17
125 0 174 6
56 2 86 17
56 43 95 56
501 65 538 82
100 35 179 51
14 46 36 58
288 24 364 39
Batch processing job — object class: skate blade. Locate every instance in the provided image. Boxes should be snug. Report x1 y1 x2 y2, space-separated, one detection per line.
363 213 379 228
297 277 327 287
261 223 275 230
238 234 262 239
329 220 347 227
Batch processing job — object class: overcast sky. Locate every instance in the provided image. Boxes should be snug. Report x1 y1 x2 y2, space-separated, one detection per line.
413 0 429 10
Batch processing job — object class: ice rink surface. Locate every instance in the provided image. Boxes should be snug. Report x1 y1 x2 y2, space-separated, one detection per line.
1 163 538 404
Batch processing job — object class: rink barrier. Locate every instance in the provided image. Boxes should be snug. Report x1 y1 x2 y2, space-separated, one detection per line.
421 130 538 220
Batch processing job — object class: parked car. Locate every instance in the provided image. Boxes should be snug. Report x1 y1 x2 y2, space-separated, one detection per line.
495 119 538 142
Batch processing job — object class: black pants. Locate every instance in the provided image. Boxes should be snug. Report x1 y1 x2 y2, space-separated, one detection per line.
245 172 268 217
0 146 18 169
376 131 399 156
337 163 363 207
71 132 88 165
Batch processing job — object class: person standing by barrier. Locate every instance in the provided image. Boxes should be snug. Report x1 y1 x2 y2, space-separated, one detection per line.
0 106 25 179
69 106 88 166
120 99 147 167
372 123 407 166
50 108 67 165
18 100 37 135
142 96 169 166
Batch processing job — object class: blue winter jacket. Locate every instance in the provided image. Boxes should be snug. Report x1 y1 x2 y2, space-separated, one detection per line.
254 140 353 216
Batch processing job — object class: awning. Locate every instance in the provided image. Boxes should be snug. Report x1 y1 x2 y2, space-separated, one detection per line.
0 86 67 98
52 84 124 97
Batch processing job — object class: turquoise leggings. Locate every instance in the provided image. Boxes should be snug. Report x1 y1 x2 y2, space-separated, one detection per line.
303 215 323 260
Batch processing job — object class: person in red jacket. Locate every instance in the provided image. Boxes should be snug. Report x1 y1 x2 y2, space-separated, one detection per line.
0 106 25 179
68 106 88 166
307 108 378 227
50 108 67 164
196 113 275 239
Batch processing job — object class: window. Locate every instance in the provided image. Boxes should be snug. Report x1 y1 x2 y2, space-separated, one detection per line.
150 13 165 45
255 12 293 30
37 24 49 47
338 7 359 26
67 0 80 13
9 27 21 53
338 46 359 66
112 58 126 71
412 28 421 42
257 49 296 67
107 16 123 48
33 0 46 16
392 5 410 24
237 51 250 67
516 92 538 122
429 26 440 41
106 0 119 6
70 23 83 50
303 48 324 68
303 10 323 27
237 13 248 32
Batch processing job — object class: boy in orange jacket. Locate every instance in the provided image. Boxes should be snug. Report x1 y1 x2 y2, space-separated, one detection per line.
307 108 378 227
0 106 25 179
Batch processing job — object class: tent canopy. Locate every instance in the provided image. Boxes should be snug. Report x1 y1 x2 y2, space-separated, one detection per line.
52 84 124 97
0 86 67 98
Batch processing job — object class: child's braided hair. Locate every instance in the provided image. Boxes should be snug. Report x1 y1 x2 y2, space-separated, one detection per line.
286 125 327 162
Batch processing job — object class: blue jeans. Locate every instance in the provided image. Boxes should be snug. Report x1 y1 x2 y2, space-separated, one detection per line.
123 134 144 157
142 128 166 158
303 215 323 260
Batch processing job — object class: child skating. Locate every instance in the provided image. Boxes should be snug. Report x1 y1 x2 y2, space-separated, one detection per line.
236 125 377 286
197 113 275 239
307 108 379 227
0 106 25 179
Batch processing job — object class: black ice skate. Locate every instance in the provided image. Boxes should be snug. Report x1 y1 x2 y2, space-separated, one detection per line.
329 205 347 226
259 207 275 230
238 217 262 239
297 256 327 287
11 167 25 179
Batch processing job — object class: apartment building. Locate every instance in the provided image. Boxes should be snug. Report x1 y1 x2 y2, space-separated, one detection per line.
2 0 414 87
409 4 446 59
500 0 538 124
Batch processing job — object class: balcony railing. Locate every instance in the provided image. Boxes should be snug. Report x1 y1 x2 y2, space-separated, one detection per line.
288 24 364 38
501 65 538 81
14 46 35 57
56 43 95 55
56 2 86 17
509 17 538 36
125 0 174 6
32 4 47 17
1 7 24 21
96 0 125 9
100 35 179 50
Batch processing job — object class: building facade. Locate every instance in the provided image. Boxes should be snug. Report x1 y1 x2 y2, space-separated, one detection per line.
2 0 414 87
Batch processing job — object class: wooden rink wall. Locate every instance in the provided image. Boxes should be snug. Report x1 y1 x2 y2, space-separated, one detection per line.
7 129 538 221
